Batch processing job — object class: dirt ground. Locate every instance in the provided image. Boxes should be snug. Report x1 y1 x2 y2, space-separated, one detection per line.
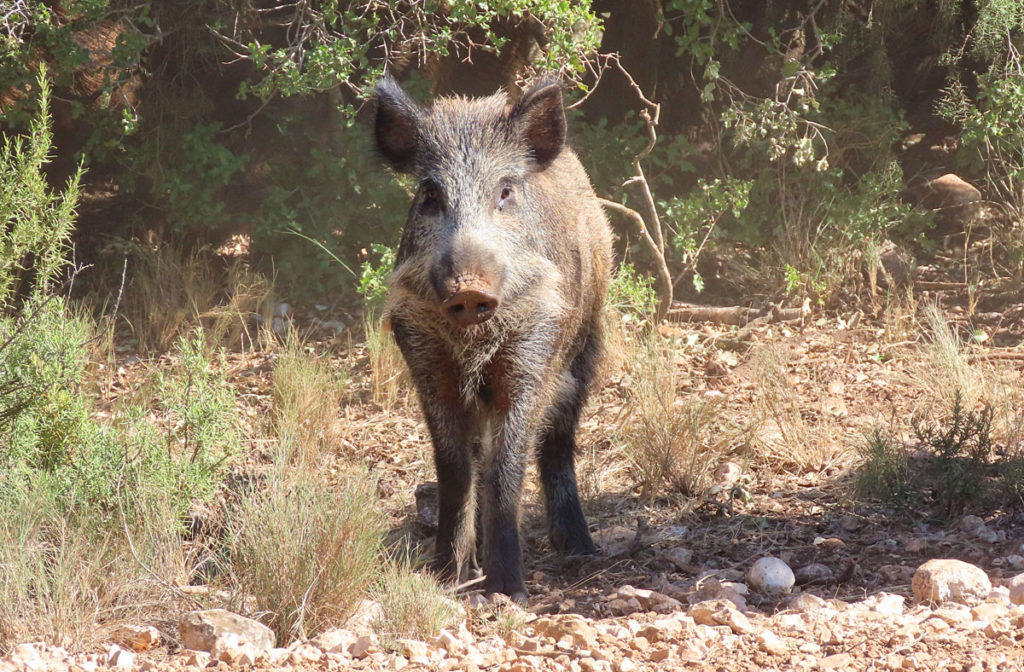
10 279 1024 672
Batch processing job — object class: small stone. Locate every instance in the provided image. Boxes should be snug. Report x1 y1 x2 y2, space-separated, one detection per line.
688 599 751 633
665 547 693 571
715 462 742 485
971 602 1006 621
788 593 827 612
605 597 642 616
433 629 464 655
311 628 354 654
350 635 376 659
184 650 210 667
397 639 429 664
757 630 789 656
9 644 45 672
838 515 864 532
112 625 161 652
1008 574 1024 605
616 658 636 672
794 563 833 585
747 557 795 596
593 526 637 556
912 559 991 605
960 515 998 543
287 643 322 664
863 592 905 616
818 652 853 670
917 173 983 235
106 646 135 669
265 648 290 664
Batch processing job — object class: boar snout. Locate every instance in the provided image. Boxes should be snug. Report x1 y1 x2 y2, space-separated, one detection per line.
433 241 505 328
442 283 500 327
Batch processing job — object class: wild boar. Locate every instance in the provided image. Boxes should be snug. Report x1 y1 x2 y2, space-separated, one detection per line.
373 77 612 599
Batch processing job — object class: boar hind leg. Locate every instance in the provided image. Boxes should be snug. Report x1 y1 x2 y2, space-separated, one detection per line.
539 336 598 557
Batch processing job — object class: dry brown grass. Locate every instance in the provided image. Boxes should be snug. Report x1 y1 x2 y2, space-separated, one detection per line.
122 244 271 353
618 339 741 501
270 335 344 466
749 344 848 473
906 302 1024 450
0 486 193 652
366 318 411 410
225 464 384 645
371 556 463 649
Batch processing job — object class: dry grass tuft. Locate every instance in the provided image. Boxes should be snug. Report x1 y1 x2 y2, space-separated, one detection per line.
750 345 847 472
0 484 192 652
371 557 463 649
619 340 739 501
270 336 344 466
366 318 411 410
225 464 383 645
907 302 1024 450
122 244 271 353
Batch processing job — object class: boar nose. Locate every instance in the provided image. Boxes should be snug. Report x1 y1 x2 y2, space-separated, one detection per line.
442 288 499 328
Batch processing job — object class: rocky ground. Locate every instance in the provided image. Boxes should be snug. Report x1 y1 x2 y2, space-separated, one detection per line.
3 557 1023 672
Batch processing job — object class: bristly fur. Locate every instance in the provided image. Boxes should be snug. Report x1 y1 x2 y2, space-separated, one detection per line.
374 77 612 599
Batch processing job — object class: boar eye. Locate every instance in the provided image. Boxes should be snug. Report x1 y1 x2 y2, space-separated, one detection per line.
420 183 441 214
497 186 513 211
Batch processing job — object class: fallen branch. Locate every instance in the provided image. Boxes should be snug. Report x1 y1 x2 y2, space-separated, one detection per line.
915 281 968 291
666 302 804 326
967 351 1024 362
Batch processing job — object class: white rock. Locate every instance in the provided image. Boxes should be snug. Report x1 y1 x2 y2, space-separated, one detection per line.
715 462 742 485
311 628 357 654
747 557 795 596
912 559 991 605
757 629 789 655
105 645 135 669
1009 573 1024 605
8 644 44 672
862 592 905 616
396 639 429 664
179 608 275 654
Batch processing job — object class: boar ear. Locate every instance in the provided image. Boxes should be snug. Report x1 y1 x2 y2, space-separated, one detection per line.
510 81 566 169
374 77 421 173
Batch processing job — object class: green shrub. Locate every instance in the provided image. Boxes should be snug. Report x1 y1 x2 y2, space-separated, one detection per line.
358 244 397 318
608 262 658 323
856 392 1009 518
855 426 918 512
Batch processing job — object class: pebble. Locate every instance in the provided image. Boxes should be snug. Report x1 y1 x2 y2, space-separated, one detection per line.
747 556 796 596
1008 573 1024 605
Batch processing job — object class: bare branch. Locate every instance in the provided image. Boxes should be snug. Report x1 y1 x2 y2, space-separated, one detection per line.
599 198 673 324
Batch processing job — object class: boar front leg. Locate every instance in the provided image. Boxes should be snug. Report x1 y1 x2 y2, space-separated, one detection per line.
477 346 557 601
391 320 477 583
